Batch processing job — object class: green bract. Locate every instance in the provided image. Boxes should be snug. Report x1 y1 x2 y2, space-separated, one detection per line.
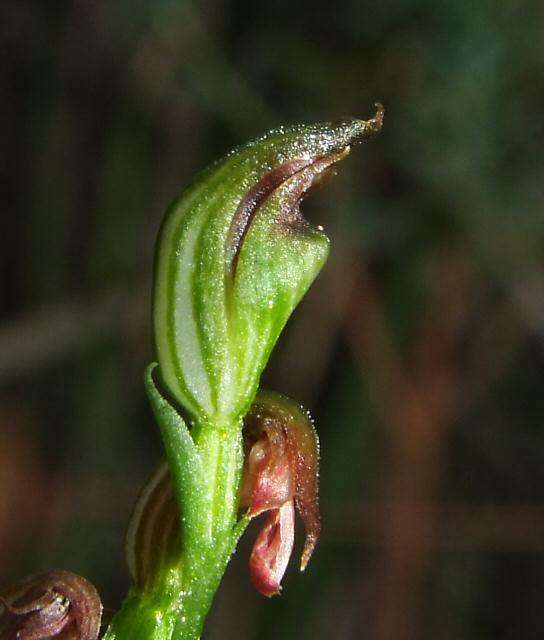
154 106 384 425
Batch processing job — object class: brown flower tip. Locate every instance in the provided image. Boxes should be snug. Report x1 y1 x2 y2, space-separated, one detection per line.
0 570 102 640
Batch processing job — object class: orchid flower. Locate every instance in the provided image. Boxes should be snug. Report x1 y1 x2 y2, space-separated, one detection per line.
241 391 320 596
104 105 383 640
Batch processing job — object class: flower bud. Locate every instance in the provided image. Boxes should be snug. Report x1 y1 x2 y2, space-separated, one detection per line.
124 462 180 592
0 571 102 640
153 106 384 424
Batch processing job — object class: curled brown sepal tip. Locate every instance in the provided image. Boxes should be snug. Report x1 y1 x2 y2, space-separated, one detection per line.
369 102 385 134
347 102 385 143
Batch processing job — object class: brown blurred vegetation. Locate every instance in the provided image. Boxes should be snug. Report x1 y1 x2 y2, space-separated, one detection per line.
2 1 544 638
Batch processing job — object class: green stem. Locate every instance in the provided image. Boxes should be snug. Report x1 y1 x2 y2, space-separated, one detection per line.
173 423 244 640
104 422 246 640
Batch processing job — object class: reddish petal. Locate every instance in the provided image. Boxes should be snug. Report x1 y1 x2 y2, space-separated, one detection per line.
241 419 294 517
249 501 295 597
242 391 321 573
283 410 321 570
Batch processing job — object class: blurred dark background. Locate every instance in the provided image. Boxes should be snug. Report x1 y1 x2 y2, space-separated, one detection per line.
2 1 544 638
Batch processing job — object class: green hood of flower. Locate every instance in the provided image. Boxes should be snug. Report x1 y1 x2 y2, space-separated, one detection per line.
153 106 384 425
